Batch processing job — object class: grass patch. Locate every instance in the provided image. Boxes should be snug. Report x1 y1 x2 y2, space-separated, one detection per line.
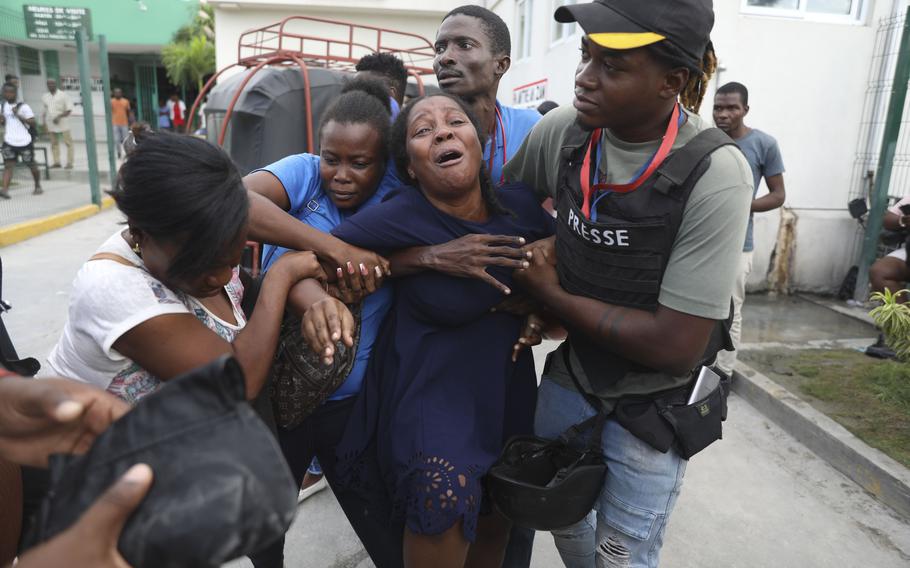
740 349 910 468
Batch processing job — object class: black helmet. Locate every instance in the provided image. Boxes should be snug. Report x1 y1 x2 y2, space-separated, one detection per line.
487 413 606 531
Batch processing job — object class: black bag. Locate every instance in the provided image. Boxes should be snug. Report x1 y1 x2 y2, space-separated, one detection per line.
269 304 362 430
27 355 297 568
488 347 607 530
615 369 730 460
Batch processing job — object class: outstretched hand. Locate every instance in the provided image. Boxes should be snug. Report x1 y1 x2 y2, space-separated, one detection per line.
301 297 356 365
513 236 560 298
424 234 531 294
0 377 130 468
511 313 545 362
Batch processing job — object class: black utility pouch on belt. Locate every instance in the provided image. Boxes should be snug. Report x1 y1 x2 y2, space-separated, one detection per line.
612 368 730 460
655 372 729 459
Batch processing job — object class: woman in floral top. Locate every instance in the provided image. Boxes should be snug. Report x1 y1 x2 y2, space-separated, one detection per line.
47 133 322 404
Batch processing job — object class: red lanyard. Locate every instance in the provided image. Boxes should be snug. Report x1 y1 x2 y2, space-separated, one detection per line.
488 105 507 184
580 104 682 219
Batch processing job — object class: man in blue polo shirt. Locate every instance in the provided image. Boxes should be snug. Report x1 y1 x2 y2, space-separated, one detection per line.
434 5 541 185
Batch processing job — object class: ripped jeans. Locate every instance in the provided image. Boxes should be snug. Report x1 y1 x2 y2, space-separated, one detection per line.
534 379 687 568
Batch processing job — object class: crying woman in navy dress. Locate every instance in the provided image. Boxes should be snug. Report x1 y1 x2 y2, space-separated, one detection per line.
299 94 554 567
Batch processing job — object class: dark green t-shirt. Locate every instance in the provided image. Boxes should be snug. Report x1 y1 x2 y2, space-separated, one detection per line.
503 105 753 406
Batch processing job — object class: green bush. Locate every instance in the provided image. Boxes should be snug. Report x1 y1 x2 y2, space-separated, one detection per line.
869 289 910 362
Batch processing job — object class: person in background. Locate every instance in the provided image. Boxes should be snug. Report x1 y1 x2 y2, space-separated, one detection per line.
4 75 20 102
712 81 786 375
168 94 187 134
866 195 910 358
110 88 131 159
870 196 910 302
42 78 74 169
536 100 559 116
434 5 540 186
1 82 41 199
157 98 171 131
356 52 408 121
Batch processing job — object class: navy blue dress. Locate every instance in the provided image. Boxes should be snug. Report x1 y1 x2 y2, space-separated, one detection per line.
333 183 555 543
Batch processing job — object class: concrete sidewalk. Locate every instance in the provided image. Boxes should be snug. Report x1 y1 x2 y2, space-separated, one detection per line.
3 211 909 568
1 139 116 229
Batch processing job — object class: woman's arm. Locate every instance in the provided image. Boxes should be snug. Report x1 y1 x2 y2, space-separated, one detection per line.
244 171 390 286
112 251 322 400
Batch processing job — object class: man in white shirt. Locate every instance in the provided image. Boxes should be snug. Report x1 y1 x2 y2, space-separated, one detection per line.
1 82 41 199
42 78 74 169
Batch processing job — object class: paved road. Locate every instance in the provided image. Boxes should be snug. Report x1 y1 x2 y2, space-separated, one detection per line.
4 209 909 567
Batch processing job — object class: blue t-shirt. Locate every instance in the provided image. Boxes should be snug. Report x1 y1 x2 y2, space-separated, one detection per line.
486 102 541 185
735 129 785 252
256 153 397 400
389 97 401 122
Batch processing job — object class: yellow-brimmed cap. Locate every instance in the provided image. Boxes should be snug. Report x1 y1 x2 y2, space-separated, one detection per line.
587 32 666 50
555 0 714 64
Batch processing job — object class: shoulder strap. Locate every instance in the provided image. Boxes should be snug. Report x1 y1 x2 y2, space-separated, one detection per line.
560 343 608 452
652 128 736 195
559 121 593 162
261 199 321 270
89 252 137 267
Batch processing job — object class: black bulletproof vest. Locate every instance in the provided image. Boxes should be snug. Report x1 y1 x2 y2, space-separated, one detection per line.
555 124 736 389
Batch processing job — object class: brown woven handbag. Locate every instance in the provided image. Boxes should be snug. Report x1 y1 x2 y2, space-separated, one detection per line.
269 304 362 430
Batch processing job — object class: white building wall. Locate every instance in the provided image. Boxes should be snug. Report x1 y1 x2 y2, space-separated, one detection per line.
493 0 905 293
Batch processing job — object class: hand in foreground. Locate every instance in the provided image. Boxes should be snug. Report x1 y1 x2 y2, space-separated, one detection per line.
491 294 540 316
330 261 385 304
324 243 390 291
302 297 355 365
0 377 130 467
512 314 545 362
16 464 153 568
424 234 531 295
271 250 325 284
513 236 560 299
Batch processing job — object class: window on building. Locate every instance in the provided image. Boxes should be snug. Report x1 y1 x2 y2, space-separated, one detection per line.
517 0 533 60
17 46 41 75
552 0 579 44
43 50 59 82
742 0 864 22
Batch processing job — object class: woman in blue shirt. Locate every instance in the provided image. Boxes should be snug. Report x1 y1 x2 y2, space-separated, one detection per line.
243 79 403 568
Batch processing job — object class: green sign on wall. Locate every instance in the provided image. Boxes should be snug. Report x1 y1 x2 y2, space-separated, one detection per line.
23 5 92 41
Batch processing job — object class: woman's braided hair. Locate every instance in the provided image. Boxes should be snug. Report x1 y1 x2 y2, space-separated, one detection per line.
649 40 717 114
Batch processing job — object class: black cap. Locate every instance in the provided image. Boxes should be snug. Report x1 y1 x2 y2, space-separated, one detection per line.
555 0 714 66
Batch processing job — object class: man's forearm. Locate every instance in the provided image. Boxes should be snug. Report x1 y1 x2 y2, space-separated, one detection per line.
751 192 784 213
533 285 712 375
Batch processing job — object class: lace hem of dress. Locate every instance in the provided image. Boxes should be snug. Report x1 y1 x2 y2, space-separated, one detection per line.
338 446 485 543
402 452 484 542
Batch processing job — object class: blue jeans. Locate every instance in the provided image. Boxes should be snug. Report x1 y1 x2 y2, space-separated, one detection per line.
534 379 687 568
113 125 129 157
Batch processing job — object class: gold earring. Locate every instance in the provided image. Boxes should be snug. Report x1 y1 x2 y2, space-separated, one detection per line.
132 242 141 255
